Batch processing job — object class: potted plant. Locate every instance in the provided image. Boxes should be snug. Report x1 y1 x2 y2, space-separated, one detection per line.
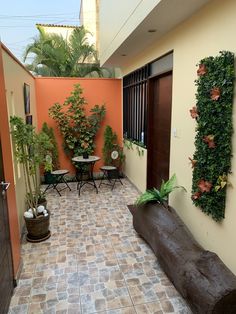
102 125 125 169
10 116 53 242
136 174 186 209
49 84 106 159
40 122 59 184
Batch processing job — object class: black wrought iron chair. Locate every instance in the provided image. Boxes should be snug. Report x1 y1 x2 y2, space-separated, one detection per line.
44 169 71 196
99 151 123 190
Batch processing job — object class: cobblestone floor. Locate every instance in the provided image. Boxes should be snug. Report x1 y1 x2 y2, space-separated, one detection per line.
9 179 192 314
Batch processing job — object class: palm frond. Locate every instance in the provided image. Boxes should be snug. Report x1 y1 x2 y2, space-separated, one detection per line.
23 25 115 77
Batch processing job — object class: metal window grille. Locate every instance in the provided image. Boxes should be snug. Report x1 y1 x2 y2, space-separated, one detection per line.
123 64 149 146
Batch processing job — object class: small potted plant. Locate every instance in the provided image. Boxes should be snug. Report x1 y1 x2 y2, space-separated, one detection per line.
10 116 53 242
40 122 59 183
136 174 186 209
102 125 125 169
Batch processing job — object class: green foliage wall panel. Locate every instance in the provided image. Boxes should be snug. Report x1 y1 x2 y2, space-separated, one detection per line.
190 51 235 221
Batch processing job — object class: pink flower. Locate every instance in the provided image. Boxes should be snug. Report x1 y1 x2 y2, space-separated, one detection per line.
190 106 199 119
203 135 216 148
198 180 212 193
197 64 207 76
210 87 220 101
192 192 201 200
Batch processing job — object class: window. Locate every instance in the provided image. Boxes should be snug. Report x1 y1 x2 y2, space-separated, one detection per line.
123 52 173 147
123 65 149 146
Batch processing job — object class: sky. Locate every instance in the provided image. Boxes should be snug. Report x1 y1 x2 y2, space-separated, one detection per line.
0 0 81 62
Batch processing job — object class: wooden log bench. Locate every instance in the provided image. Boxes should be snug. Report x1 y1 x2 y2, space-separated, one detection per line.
132 203 236 314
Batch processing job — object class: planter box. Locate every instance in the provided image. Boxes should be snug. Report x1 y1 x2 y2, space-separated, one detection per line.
133 203 236 314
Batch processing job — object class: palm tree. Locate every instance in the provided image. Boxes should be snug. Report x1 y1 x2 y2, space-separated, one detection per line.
23 26 114 77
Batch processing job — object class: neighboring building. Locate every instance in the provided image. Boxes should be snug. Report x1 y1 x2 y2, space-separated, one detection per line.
35 22 100 66
35 23 77 41
79 0 99 52
99 0 236 275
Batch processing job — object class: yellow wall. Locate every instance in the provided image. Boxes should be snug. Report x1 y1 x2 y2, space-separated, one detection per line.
123 141 147 192
2 48 37 231
119 0 236 274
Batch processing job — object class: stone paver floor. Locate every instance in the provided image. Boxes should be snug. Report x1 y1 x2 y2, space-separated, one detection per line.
9 179 192 314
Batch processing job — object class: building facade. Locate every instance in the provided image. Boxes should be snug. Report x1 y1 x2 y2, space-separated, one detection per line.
99 0 236 275
79 0 99 51
36 24 77 40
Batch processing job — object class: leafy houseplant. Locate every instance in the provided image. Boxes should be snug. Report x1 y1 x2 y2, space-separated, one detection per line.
41 122 59 170
102 125 125 169
10 116 52 242
40 122 59 184
49 84 106 159
136 174 186 209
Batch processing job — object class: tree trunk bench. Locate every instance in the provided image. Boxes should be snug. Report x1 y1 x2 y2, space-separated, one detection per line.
132 203 236 314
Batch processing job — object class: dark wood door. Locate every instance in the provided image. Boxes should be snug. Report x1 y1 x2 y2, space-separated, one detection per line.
0 140 14 314
147 72 172 189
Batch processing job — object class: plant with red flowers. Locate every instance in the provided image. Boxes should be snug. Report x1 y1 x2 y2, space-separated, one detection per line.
198 180 212 193
190 106 199 119
197 64 207 76
203 135 216 148
210 87 221 101
191 191 201 200
191 51 234 221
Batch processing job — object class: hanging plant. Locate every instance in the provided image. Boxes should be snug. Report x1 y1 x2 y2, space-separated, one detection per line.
190 51 234 221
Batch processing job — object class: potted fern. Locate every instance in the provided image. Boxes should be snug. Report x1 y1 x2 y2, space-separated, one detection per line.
136 174 186 209
10 116 52 242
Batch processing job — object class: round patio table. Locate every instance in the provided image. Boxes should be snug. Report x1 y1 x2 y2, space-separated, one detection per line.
72 156 100 195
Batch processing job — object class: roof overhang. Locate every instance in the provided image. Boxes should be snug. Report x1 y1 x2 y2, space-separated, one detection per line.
101 0 211 67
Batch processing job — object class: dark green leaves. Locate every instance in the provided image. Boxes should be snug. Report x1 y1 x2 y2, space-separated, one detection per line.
136 174 186 207
49 84 106 157
191 51 234 221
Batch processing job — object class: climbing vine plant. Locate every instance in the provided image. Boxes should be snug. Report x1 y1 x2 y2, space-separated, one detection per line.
49 84 106 157
190 51 234 221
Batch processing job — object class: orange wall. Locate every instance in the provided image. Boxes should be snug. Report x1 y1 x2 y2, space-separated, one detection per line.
35 77 122 173
0 44 21 277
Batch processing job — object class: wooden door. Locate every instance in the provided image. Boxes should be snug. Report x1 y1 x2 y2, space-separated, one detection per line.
147 72 172 189
0 140 14 314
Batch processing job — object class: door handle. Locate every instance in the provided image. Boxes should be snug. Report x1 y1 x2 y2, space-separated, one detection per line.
0 181 10 191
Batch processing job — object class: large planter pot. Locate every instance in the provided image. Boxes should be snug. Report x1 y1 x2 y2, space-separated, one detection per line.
24 210 51 243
